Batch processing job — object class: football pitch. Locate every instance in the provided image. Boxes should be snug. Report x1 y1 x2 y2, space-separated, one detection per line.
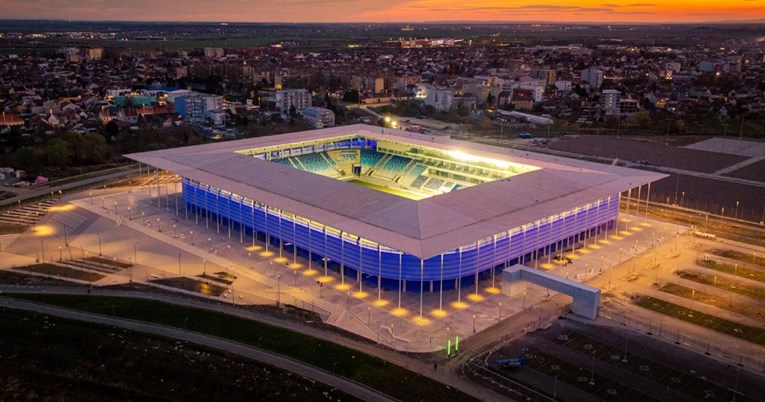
347 179 425 200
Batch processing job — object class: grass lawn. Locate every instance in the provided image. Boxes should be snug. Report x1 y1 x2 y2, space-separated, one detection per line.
711 249 764 268
0 308 357 401
347 179 425 200
7 294 475 402
677 270 765 301
659 283 765 319
634 295 765 346
12 264 104 282
697 260 765 284
560 331 754 402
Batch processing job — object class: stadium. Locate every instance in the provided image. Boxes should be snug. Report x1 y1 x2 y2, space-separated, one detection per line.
127 124 665 296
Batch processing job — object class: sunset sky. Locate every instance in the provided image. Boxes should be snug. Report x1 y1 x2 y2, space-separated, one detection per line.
1 0 763 23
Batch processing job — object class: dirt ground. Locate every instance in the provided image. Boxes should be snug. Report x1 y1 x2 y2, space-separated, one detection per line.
649 173 765 222
549 136 747 173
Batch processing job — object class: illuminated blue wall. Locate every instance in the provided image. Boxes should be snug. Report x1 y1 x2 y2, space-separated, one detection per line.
183 178 618 289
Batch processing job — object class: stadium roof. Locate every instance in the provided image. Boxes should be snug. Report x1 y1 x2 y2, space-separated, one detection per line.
126 124 666 259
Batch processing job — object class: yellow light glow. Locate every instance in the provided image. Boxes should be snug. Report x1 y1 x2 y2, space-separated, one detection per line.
33 225 55 236
577 248 591 254
288 262 302 269
610 235 624 241
566 253 580 260
619 231 633 236
451 301 469 309
246 245 263 251
335 283 352 291
540 263 555 270
49 204 76 212
431 309 448 318
599 240 612 245
446 149 512 170
631 227 643 232
372 299 390 307
273 257 288 264
353 291 368 299
390 307 409 317
302 269 318 276
318 276 334 283
640 222 652 228
259 251 275 257
587 244 601 250
412 316 431 326
467 293 485 302
485 287 501 294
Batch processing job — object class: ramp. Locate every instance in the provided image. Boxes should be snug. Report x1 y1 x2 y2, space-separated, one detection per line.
502 264 600 319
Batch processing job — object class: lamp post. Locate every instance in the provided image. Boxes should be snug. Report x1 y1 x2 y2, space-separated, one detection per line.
133 242 138 265
367 307 371 326
276 275 281 305
178 252 182 276
190 230 194 245
472 314 476 333
97 232 102 256
522 291 527 309
203 259 206 275
58 246 62 261
498 302 502 320
157 217 161 232
589 349 596 385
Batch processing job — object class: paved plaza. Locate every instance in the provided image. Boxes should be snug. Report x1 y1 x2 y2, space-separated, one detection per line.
1 178 688 353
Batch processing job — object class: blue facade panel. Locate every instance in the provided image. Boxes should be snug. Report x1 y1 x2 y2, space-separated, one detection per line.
183 178 619 284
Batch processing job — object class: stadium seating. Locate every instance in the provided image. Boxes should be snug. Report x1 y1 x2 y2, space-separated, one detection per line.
410 175 428 189
360 149 384 167
294 153 333 173
424 178 444 191
374 155 412 178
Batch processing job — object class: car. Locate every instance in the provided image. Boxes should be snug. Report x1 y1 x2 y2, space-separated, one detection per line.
518 133 534 139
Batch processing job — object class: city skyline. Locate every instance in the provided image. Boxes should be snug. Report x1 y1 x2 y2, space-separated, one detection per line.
1 0 764 24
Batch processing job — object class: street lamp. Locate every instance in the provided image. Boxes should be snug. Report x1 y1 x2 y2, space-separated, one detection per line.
97 232 102 256
203 258 207 275
133 242 138 265
276 275 281 305
157 217 161 232
190 230 194 245
522 291 527 309
177 252 182 276
472 314 476 333
498 302 502 320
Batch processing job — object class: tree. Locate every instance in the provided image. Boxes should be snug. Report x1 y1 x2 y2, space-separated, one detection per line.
12 146 43 173
633 111 651 129
674 119 686 132
342 89 360 104
81 133 108 164
46 139 72 168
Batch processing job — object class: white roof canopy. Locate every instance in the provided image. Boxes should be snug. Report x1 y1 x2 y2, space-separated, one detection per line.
127 124 666 259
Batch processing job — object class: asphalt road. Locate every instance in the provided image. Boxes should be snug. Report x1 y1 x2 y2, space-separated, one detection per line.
0 295 395 402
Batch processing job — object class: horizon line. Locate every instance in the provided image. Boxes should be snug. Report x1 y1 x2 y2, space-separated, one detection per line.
1 18 765 25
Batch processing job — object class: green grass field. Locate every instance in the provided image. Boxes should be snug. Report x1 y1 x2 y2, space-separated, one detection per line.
658 283 762 318
634 295 765 346
677 270 765 301
697 260 765 284
347 179 425 200
560 331 754 402
7 294 475 402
